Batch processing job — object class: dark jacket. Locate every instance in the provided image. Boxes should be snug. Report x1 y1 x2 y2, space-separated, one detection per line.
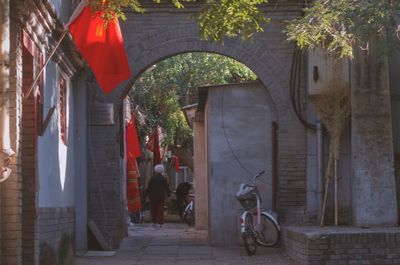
176 182 191 202
145 173 171 201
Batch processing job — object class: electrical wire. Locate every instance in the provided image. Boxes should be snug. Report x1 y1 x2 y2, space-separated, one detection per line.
221 87 254 177
220 87 272 187
290 48 316 130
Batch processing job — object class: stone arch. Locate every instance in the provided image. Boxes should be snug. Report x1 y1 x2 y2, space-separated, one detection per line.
113 27 293 120
112 9 307 215
124 49 280 117
88 8 308 244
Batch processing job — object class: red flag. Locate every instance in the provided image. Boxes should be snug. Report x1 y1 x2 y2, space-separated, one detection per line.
147 129 161 166
146 132 155 153
67 1 131 94
171 156 180 173
126 156 141 212
126 113 141 160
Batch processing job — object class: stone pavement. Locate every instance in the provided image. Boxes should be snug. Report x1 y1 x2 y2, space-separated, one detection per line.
74 223 295 265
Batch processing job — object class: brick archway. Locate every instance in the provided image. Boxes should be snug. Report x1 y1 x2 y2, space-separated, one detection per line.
87 4 308 245
115 27 293 117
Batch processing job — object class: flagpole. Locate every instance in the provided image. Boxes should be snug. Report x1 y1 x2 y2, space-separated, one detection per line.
23 30 68 103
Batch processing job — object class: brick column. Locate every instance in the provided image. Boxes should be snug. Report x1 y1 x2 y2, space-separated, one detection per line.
2 4 23 263
0 0 9 260
350 36 398 226
193 113 208 230
87 82 126 249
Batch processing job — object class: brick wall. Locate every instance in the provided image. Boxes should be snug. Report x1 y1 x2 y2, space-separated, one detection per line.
87 82 127 249
1 1 83 264
284 226 400 265
21 41 39 265
113 1 306 225
87 2 308 248
0 189 1 265
38 208 75 265
1 2 24 264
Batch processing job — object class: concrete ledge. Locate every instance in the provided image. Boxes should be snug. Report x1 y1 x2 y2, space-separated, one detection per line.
282 226 400 265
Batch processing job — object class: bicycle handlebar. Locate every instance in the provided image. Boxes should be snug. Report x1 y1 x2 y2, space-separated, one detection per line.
253 170 265 179
251 170 266 185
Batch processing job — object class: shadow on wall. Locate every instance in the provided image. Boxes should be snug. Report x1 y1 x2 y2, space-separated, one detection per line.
40 233 74 265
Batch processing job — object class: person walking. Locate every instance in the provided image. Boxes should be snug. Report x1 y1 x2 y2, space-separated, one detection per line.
145 164 171 227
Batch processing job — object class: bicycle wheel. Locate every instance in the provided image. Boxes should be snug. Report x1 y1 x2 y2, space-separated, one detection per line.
254 212 280 247
242 212 257 256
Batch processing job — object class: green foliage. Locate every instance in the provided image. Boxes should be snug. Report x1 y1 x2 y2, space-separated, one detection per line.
130 52 257 148
286 0 400 58
88 0 144 22
87 0 270 41
133 88 191 147
198 0 270 41
87 0 195 21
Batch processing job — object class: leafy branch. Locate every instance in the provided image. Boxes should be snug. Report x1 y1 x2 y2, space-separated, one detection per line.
285 0 400 58
88 0 270 41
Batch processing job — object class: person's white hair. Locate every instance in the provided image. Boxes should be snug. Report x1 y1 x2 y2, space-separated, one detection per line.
154 164 164 174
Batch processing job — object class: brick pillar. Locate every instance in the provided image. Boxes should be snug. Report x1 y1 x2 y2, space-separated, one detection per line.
1 175 22 265
20 44 39 265
87 81 126 249
0 0 9 260
2 5 23 264
351 36 398 226
193 114 208 230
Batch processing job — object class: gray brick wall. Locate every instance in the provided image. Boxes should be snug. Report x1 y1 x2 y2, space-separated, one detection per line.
87 82 127 249
284 226 400 265
38 208 75 265
98 0 308 229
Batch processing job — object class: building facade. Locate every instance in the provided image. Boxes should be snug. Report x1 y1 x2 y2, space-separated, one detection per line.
0 0 89 264
0 0 400 264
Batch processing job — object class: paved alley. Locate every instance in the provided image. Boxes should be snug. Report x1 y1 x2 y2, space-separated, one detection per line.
74 223 295 265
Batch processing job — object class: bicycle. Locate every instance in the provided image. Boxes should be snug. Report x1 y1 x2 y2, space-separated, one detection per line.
236 170 280 256
183 194 195 226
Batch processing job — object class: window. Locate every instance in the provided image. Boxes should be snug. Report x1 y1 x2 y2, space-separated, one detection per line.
23 30 43 136
59 77 67 144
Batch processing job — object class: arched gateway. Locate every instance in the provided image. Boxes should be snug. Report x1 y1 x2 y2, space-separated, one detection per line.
87 1 308 247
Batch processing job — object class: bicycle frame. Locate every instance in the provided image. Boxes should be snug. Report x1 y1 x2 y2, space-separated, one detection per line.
184 199 193 213
239 195 279 234
239 171 280 234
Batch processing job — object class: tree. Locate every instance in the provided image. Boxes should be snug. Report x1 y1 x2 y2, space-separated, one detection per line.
130 52 257 169
285 0 400 226
88 0 269 41
88 0 400 55
286 0 400 58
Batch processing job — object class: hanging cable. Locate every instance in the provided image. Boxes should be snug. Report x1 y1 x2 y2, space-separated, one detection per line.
290 48 316 130
221 87 254 177
220 87 272 186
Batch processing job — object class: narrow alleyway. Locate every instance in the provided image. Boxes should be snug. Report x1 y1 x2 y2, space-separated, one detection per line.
74 223 294 265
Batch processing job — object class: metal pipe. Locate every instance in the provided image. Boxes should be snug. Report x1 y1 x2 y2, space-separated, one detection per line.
316 119 323 222
272 121 278 212
334 159 338 226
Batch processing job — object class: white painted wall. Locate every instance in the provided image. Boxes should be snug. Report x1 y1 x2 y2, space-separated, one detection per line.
38 61 75 207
